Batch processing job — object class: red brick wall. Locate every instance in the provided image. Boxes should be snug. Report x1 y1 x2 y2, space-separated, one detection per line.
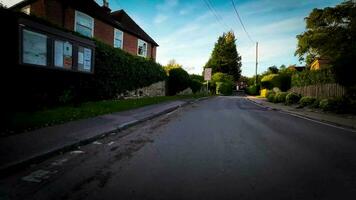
152 46 157 61
45 0 63 26
29 0 46 17
94 19 114 47
123 32 138 55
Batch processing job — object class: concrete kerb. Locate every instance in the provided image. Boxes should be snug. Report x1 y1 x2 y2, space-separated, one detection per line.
0 97 210 177
245 97 356 133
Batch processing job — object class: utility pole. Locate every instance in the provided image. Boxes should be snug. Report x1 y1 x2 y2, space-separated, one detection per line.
255 42 258 85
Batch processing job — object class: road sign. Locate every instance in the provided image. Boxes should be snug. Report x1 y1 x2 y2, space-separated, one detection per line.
204 68 212 81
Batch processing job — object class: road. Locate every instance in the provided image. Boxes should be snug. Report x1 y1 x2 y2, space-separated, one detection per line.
2 96 356 200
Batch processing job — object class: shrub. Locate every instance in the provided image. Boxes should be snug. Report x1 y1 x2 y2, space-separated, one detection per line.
285 92 301 105
246 84 260 95
319 99 335 111
216 81 233 95
299 96 316 107
291 68 335 87
267 91 276 102
274 92 288 103
189 79 203 94
166 68 191 95
261 74 280 90
211 73 234 95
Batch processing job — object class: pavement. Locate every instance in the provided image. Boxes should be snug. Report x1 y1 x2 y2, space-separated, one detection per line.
247 96 356 130
0 98 207 174
2 96 356 200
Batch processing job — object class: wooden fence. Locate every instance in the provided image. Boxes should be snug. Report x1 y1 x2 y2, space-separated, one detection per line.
289 83 346 99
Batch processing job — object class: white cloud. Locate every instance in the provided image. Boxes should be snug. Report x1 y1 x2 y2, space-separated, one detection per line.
154 14 168 24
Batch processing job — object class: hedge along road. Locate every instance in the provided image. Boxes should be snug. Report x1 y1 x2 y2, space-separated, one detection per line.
2 96 356 200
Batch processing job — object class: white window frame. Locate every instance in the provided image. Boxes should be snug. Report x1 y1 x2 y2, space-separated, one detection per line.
137 39 147 57
74 10 94 38
114 28 124 49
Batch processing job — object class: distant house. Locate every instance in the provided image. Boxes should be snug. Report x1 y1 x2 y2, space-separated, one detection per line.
11 0 158 60
310 58 331 70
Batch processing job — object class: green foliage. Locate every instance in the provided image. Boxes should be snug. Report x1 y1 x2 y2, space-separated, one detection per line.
246 84 260 95
285 92 302 105
274 92 288 103
166 68 191 95
163 59 182 75
291 68 335 87
216 82 233 95
260 74 280 90
267 91 276 102
319 99 335 111
299 96 317 107
295 1 356 86
89 41 167 100
268 66 279 74
204 31 242 80
190 74 204 82
190 79 203 93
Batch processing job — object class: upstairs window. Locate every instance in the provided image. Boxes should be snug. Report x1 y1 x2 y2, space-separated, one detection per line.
114 29 123 49
137 39 147 57
75 11 94 37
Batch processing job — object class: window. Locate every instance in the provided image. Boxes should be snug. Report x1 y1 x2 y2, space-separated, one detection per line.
137 39 147 57
22 29 47 66
78 46 92 72
114 29 123 49
54 40 73 69
21 5 30 15
75 11 94 37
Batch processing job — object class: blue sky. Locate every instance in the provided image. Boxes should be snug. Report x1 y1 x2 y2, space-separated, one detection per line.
2 0 343 76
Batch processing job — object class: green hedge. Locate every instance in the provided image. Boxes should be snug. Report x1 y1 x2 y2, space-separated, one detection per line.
87 41 166 100
285 92 301 105
216 81 233 95
299 96 316 107
291 68 335 87
246 84 260 95
261 74 291 91
166 68 190 95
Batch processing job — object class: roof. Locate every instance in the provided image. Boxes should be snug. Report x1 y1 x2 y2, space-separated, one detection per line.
111 10 158 46
11 0 158 46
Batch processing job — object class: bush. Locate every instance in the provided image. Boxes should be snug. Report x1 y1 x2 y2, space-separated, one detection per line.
261 74 280 90
291 68 335 87
285 92 301 105
246 84 260 95
267 91 276 102
85 41 167 100
190 79 203 94
319 99 335 111
274 92 288 103
299 96 316 107
216 81 233 95
167 68 191 95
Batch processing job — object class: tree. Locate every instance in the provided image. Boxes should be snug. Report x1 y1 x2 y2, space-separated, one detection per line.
204 31 242 81
166 68 190 95
163 59 182 75
295 1 356 87
268 66 279 74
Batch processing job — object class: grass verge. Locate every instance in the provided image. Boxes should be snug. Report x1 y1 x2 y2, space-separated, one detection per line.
4 94 207 136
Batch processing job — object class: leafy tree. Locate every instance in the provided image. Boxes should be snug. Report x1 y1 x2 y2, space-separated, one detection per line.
295 0 356 87
163 59 182 75
204 31 242 81
268 66 279 74
166 68 190 95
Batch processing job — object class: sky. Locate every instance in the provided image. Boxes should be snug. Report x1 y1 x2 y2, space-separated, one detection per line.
2 0 343 77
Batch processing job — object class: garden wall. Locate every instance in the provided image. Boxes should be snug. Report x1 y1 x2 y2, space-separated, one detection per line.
122 81 166 98
289 83 346 99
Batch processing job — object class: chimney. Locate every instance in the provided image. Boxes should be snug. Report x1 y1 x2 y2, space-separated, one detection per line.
102 0 111 13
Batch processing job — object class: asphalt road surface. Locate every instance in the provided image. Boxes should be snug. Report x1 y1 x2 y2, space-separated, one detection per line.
2 96 356 200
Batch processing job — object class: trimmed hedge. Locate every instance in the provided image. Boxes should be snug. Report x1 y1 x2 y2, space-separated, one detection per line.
260 74 291 91
166 68 190 95
299 96 316 107
86 41 167 100
216 81 233 95
274 92 288 103
190 79 203 94
285 92 301 105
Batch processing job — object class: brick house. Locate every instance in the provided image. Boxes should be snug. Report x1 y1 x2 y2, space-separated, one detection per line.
11 0 158 60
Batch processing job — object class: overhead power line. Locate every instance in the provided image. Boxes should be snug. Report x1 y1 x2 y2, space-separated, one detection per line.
230 0 254 43
202 0 230 30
